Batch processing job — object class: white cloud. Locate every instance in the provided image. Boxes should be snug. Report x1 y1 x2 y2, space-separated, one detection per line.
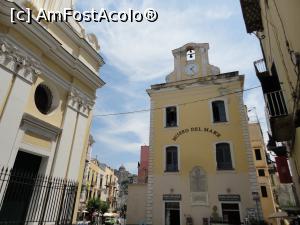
124 162 139 174
78 1 245 82
93 112 150 154
79 0 264 160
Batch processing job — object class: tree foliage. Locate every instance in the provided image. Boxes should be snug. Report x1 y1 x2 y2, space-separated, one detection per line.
87 198 109 214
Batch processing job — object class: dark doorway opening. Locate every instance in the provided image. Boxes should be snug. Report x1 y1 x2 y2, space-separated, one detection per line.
165 202 180 225
221 203 241 225
0 151 42 224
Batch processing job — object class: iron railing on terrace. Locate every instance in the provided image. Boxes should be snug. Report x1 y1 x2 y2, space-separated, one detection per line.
0 167 78 225
265 90 288 117
254 59 267 74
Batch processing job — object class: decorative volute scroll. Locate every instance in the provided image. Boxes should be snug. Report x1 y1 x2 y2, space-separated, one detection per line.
0 39 41 84
68 87 95 117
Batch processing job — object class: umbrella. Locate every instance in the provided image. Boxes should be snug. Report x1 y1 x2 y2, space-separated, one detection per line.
269 211 288 218
103 212 114 217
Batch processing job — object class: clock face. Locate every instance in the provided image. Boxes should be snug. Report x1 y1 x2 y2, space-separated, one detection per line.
185 63 199 75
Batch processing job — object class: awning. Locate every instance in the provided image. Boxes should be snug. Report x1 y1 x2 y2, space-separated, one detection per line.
103 212 114 217
269 211 288 219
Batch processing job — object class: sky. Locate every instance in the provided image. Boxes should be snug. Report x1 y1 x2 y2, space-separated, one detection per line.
76 0 266 174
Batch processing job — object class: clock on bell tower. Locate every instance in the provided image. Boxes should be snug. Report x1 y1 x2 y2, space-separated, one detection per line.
166 43 220 83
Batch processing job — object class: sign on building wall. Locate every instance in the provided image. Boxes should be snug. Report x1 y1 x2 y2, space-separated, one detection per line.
172 127 221 141
218 194 241 202
163 194 182 201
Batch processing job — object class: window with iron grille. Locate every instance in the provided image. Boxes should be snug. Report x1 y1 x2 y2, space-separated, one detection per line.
166 146 178 172
165 106 177 127
216 143 233 170
212 100 227 122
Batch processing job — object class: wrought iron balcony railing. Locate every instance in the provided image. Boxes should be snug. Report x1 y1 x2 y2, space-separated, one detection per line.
265 90 288 117
254 58 267 74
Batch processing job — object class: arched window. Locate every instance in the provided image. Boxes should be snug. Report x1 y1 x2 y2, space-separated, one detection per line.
212 100 227 122
165 146 178 172
190 167 207 192
165 106 177 127
186 48 195 61
216 143 233 170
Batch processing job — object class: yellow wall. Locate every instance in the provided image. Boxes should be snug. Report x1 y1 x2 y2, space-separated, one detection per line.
151 80 249 176
248 123 277 224
22 131 52 150
24 75 68 128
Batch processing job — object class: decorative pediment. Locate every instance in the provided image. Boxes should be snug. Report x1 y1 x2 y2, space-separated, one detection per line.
20 113 61 140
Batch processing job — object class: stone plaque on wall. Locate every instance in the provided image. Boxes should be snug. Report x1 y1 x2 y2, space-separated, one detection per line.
218 194 241 202
190 166 208 205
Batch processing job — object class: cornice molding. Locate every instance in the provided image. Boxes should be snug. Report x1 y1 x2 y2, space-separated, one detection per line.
147 72 243 96
0 0 105 90
21 113 61 140
56 22 104 66
0 34 96 110
0 39 40 84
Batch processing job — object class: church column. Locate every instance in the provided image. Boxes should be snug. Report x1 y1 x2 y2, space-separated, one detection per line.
0 39 39 167
51 86 93 179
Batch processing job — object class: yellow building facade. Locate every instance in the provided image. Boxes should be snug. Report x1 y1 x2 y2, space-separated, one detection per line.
240 0 300 203
80 156 119 212
0 0 104 223
248 122 277 224
145 43 262 225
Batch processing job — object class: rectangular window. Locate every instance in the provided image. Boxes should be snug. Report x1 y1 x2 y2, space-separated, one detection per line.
216 143 233 170
100 176 103 188
212 100 227 122
255 149 262 160
165 106 177 127
261 186 268 197
166 146 178 172
258 169 265 176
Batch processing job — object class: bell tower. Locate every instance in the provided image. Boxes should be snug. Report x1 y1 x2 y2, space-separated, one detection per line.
166 43 220 83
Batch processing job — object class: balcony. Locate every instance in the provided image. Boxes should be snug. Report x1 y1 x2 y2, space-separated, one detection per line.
254 59 294 142
254 59 281 92
265 91 288 117
240 0 263 33
254 59 268 76
264 91 294 141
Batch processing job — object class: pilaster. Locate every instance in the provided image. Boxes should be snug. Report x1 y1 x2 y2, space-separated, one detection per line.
0 39 40 167
146 99 155 225
238 92 264 220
